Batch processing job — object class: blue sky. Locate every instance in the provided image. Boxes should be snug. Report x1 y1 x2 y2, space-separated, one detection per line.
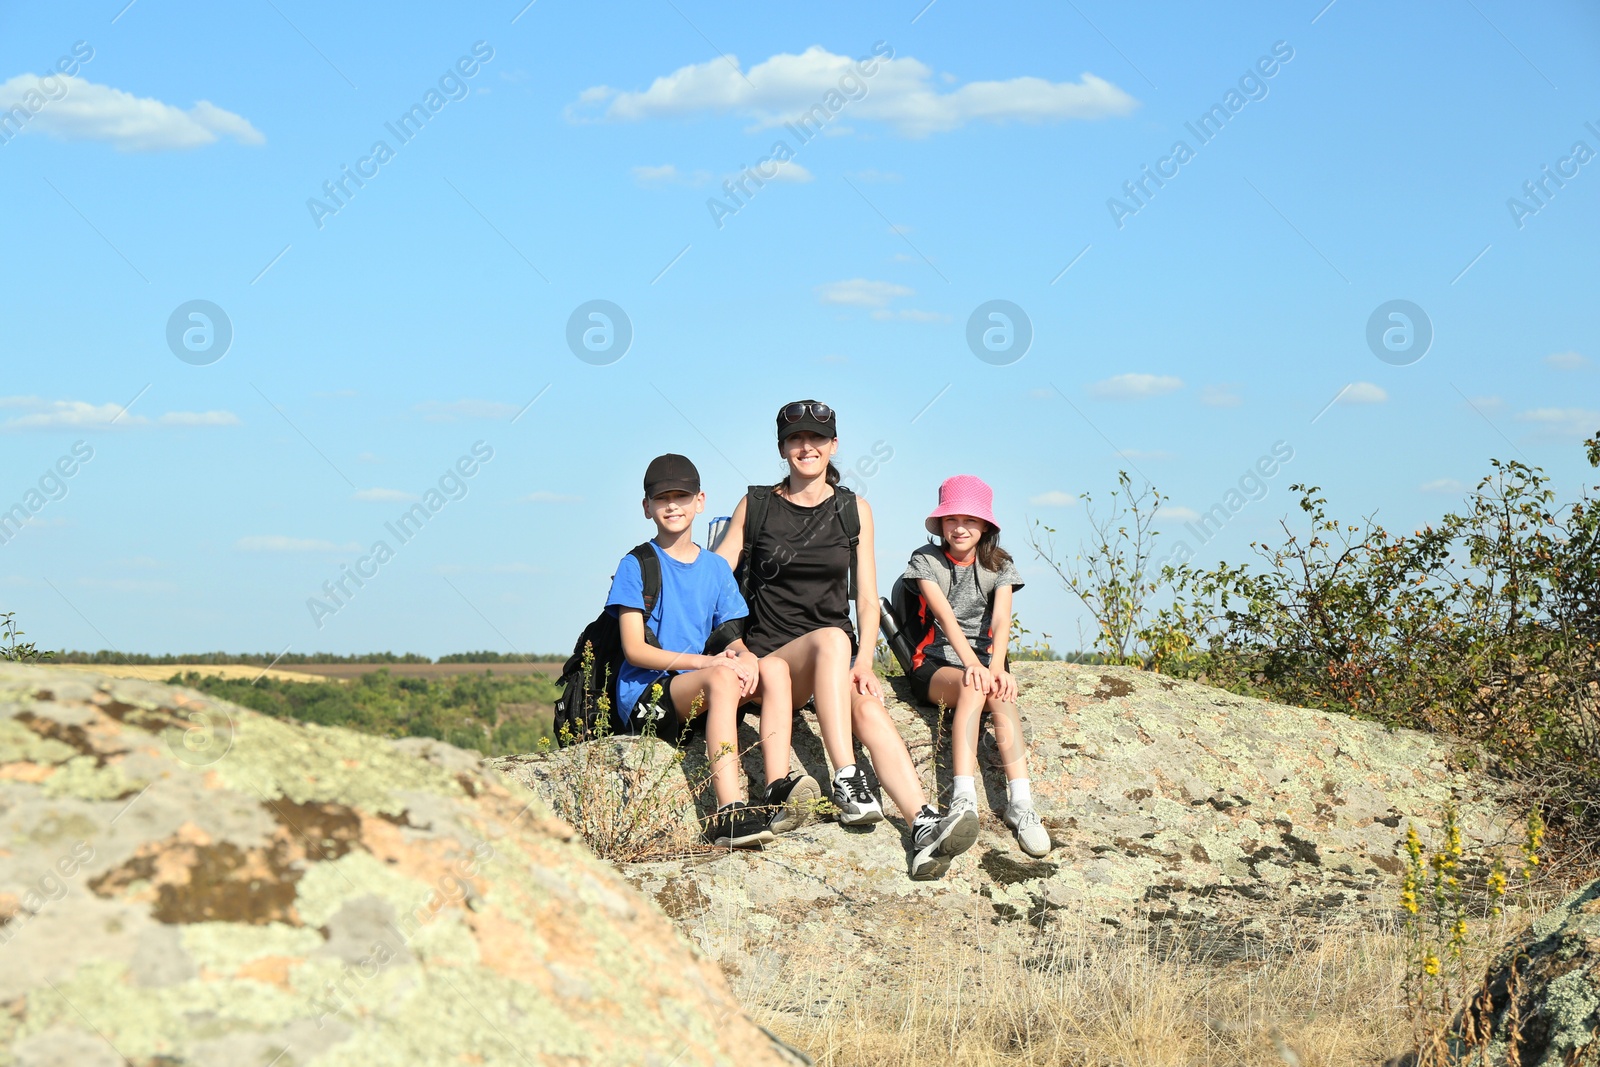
2 1 1597 657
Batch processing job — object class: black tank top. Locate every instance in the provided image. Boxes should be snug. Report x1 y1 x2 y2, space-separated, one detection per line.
743 488 855 657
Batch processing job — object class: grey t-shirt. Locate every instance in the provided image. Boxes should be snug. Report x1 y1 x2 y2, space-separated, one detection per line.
904 550 1024 668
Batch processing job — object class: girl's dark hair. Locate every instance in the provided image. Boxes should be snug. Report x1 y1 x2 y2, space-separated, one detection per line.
975 526 1012 573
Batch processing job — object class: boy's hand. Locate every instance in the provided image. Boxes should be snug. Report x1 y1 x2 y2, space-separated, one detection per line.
722 648 757 697
963 663 994 694
991 669 1018 703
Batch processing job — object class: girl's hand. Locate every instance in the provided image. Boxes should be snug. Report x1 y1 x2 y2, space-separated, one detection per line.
851 661 882 699
964 663 993 694
992 669 1018 703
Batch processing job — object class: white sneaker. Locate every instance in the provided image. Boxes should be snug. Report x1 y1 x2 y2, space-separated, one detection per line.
910 798 979 880
1004 801 1051 858
829 766 884 825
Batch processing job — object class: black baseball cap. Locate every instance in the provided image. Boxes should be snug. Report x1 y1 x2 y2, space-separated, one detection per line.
776 399 837 442
643 453 700 497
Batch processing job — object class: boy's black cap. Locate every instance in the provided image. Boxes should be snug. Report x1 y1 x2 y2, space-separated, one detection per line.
643 453 700 497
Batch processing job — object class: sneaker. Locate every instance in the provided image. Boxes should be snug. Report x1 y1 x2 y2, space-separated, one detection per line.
705 801 775 848
765 771 821 835
1005 801 1051 858
910 798 979 880
829 767 884 826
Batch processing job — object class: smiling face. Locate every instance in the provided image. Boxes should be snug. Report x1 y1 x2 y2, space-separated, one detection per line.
940 513 989 555
780 430 838 479
643 489 704 533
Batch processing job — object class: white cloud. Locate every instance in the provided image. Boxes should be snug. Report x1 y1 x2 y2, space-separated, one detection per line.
816 278 913 308
1088 373 1183 401
1117 449 1175 461
414 399 518 422
1545 351 1590 371
0 74 263 151
767 160 813 183
1466 395 1505 413
1157 505 1201 522
354 488 419 503
0 398 237 430
1199 384 1242 408
1029 490 1078 507
1420 479 1466 494
631 163 712 187
570 46 1138 137
158 411 239 427
632 163 679 185
521 491 582 504
235 535 361 553
1341 382 1388 404
870 308 950 323
1515 407 1600 439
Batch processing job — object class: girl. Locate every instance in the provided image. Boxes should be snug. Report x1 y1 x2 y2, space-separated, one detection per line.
715 400 978 880
901 475 1050 857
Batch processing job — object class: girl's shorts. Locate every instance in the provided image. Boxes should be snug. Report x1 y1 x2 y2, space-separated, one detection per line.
907 655 1008 706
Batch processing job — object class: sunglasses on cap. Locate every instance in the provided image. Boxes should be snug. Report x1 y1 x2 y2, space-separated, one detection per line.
779 401 834 424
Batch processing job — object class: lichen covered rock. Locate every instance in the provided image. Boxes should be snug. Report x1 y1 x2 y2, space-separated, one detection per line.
1450 878 1600 1065
492 662 1518 984
0 663 800 1066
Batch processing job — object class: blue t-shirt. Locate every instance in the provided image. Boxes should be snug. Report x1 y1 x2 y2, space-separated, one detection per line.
604 542 747 724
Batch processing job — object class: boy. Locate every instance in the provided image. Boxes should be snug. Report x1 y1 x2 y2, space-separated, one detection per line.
606 453 820 848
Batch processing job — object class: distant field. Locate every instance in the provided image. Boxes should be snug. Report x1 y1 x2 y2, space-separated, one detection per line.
277 662 562 681
43 662 562 684
47 663 334 683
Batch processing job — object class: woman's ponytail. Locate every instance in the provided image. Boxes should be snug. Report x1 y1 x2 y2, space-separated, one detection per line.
826 461 841 486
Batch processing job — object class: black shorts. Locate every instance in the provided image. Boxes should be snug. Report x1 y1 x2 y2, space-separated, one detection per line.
908 655 1006 706
628 672 695 744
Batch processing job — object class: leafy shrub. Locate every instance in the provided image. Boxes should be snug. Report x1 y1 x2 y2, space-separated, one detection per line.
172 669 559 758
1034 433 1600 850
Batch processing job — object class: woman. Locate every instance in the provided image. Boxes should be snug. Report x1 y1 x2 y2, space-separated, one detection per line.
715 399 977 880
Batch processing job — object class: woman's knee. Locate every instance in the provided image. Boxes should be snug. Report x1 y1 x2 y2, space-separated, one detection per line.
813 627 851 660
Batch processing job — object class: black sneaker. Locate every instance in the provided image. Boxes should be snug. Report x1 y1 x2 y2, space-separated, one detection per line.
705 801 775 848
765 771 821 834
829 766 885 826
910 801 979 880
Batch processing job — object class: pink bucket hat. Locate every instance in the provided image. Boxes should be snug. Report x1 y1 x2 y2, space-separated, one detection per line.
926 474 999 537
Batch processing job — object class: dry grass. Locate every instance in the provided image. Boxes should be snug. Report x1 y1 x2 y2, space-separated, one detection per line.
741 910 1537 1067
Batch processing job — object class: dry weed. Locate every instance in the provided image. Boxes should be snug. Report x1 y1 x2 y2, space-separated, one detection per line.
742 912 1535 1067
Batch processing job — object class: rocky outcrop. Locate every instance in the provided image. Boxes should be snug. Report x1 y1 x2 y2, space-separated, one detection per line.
1449 878 1600 1065
0 664 801 1066
492 662 1519 985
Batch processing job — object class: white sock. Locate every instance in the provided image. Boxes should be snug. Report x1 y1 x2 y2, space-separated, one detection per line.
953 775 977 802
834 764 857 784
1008 778 1032 806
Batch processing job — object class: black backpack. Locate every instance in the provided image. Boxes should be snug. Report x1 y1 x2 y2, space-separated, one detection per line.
737 483 862 604
880 544 998 677
552 542 745 747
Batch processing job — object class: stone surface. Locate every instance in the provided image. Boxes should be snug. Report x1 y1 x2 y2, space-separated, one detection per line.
1449 877 1600 1065
0 663 802 1067
492 662 1519 982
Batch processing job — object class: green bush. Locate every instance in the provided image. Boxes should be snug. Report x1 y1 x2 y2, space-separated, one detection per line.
1034 433 1600 847
172 669 560 757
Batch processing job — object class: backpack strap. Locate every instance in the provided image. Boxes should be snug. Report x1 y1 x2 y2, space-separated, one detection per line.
738 485 774 602
628 542 662 647
834 485 861 601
